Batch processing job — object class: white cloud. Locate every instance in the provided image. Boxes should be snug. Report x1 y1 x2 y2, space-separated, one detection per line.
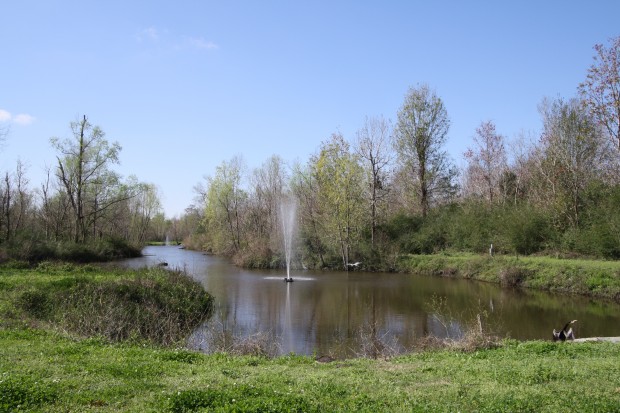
0 109 35 125
137 26 160 42
14 114 35 125
0 109 11 122
136 27 218 52
187 37 219 50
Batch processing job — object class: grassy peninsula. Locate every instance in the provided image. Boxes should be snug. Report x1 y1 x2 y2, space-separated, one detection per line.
396 253 620 302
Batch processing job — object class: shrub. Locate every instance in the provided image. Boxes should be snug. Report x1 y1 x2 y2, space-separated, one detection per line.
499 266 530 287
18 290 53 319
56 269 214 345
14 267 214 346
502 206 551 255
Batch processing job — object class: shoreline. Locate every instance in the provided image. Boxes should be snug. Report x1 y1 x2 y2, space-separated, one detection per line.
395 253 620 302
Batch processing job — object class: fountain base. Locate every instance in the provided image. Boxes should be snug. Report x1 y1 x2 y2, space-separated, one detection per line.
284 277 294 282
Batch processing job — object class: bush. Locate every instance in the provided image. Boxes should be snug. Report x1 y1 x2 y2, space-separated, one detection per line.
18 290 53 319
15 267 214 346
499 266 530 287
2 238 142 263
502 206 551 255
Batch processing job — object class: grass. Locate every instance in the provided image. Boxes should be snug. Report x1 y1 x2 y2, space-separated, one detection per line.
1 328 619 412
396 252 620 301
0 262 214 345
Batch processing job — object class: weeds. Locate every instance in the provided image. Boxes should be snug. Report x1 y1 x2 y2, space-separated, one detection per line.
499 265 530 287
196 318 281 357
12 265 214 346
419 294 502 352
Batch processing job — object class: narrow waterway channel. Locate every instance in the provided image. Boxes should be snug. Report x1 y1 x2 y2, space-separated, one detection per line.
121 246 620 356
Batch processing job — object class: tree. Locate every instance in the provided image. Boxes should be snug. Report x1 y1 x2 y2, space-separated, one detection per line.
51 115 126 242
355 116 393 246
534 97 607 228
127 180 162 243
311 133 365 269
202 156 246 254
290 161 326 267
579 35 620 150
0 160 33 242
463 121 507 203
394 85 457 217
248 155 288 251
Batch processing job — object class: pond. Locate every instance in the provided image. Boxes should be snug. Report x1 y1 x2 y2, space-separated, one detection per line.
121 245 620 357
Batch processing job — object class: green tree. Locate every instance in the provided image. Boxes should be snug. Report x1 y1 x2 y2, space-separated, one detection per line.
311 133 365 269
127 180 162 243
394 85 457 217
202 156 246 254
51 116 127 242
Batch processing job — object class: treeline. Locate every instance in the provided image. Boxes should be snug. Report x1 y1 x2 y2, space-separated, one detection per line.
186 36 620 269
0 116 165 261
2 36 619 268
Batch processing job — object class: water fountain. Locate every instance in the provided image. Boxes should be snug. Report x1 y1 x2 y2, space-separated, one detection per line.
280 197 297 282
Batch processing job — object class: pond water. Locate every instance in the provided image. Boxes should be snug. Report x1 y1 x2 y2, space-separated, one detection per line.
121 246 620 356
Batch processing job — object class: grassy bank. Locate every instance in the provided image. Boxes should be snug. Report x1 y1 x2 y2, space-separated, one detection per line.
1 328 619 412
396 253 620 301
0 263 213 345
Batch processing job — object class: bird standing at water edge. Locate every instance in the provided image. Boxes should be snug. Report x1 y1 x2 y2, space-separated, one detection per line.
553 320 577 341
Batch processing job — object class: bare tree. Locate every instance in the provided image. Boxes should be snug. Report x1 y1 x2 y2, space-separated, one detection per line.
0 160 32 241
248 155 288 249
463 121 507 203
394 84 457 217
355 116 393 246
534 97 607 227
579 35 620 150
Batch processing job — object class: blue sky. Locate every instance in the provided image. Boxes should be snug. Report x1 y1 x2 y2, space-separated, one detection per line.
1 1 619 217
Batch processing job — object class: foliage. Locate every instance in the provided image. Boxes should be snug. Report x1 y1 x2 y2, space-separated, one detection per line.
3 264 214 345
394 84 458 217
1 237 141 263
200 156 247 255
310 133 366 268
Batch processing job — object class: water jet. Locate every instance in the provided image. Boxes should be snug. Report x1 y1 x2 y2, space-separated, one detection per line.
280 196 297 283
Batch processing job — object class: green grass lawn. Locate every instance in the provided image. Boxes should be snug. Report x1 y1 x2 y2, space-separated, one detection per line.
1 328 619 412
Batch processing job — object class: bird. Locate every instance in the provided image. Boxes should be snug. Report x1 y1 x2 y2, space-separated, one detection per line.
552 320 577 341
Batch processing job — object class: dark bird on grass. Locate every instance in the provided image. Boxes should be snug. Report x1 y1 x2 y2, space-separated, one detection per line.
552 320 577 341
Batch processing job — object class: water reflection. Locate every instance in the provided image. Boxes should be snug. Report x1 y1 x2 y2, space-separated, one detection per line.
121 246 620 356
